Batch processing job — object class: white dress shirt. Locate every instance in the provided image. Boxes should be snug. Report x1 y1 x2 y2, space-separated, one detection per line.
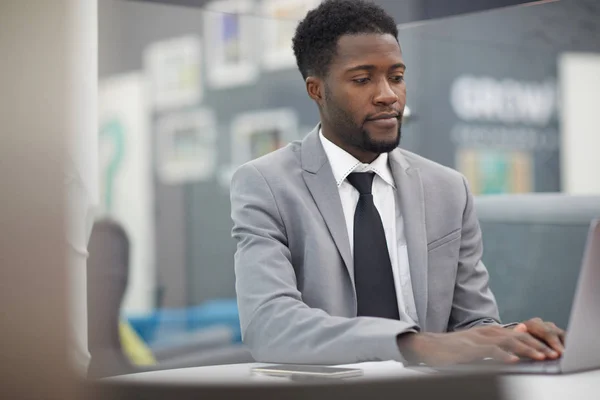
319 131 419 324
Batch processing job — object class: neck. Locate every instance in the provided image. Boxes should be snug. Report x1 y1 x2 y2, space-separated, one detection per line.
320 123 378 164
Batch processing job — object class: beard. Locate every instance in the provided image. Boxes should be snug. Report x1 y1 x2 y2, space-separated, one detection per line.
324 88 402 154
359 124 402 153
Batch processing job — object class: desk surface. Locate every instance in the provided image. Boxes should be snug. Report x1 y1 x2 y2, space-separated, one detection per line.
109 362 600 399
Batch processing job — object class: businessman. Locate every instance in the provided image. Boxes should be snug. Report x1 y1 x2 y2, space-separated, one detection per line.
230 0 565 366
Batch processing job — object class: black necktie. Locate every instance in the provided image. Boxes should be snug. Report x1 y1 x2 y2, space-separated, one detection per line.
347 172 400 320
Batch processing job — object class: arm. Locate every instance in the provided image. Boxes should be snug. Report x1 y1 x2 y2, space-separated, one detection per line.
447 178 567 350
231 163 417 364
447 176 501 331
396 177 563 366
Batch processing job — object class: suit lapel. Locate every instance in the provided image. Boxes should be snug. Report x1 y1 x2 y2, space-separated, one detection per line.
301 128 355 288
390 150 428 328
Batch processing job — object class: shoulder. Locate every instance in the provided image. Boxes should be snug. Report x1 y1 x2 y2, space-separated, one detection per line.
232 140 302 186
397 148 468 197
399 149 464 181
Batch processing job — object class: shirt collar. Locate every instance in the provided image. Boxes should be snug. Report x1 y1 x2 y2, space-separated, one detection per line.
319 129 396 189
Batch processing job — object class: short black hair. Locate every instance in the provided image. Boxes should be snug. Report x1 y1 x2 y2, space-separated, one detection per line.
292 0 399 80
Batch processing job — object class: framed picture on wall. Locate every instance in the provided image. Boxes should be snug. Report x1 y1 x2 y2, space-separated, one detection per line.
217 108 298 188
261 0 321 71
204 0 259 88
144 35 203 111
456 148 534 195
156 108 218 184
230 108 298 165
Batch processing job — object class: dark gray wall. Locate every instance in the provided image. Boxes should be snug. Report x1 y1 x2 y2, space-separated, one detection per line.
100 0 600 307
399 0 600 192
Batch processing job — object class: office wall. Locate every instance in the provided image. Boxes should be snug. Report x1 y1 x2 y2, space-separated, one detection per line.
100 0 200 308
560 53 600 195
98 73 156 313
100 0 600 308
400 0 600 196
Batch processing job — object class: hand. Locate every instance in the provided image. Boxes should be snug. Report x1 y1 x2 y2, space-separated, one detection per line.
397 325 561 367
512 317 566 355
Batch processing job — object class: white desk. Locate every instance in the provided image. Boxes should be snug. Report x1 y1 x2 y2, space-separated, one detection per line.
109 362 600 399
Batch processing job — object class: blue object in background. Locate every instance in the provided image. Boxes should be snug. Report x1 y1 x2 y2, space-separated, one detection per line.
126 298 241 345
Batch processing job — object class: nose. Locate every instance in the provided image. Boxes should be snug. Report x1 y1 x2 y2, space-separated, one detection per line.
373 78 399 106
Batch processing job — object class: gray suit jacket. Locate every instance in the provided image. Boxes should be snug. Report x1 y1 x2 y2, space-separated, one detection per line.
230 126 501 364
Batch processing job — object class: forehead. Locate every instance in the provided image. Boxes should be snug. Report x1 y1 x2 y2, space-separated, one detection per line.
330 33 403 72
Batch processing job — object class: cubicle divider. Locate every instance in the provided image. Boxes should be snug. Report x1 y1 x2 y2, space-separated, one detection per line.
475 194 600 328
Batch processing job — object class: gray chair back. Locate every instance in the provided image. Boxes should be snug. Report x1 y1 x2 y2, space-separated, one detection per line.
87 218 135 378
475 194 600 328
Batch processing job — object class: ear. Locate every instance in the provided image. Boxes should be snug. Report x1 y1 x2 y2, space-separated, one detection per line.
306 76 324 106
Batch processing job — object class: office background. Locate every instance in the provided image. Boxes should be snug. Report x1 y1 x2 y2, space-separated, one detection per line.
3 0 599 391
93 1 600 370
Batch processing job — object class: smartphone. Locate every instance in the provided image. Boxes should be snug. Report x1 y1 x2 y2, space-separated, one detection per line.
251 364 363 379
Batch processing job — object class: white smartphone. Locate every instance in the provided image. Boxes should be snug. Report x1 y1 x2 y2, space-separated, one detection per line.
251 364 363 379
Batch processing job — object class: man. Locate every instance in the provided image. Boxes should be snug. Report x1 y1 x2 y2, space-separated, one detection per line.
230 0 565 366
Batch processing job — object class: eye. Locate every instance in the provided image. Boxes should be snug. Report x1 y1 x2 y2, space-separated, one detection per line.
390 75 404 83
353 77 370 84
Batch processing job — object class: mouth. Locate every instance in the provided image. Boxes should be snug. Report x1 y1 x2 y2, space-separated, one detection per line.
367 113 401 121
365 113 401 129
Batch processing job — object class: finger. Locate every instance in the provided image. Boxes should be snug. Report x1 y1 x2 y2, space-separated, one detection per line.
513 323 528 333
546 336 564 354
559 330 566 344
499 337 547 361
516 332 559 359
474 345 519 364
487 346 519 364
549 322 567 345
526 320 565 353
544 332 565 354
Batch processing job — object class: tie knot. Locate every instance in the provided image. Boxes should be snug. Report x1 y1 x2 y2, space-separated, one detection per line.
347 172 375 195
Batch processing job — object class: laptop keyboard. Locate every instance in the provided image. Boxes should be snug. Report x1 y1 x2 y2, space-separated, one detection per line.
512 358 561 373
430 358 563 374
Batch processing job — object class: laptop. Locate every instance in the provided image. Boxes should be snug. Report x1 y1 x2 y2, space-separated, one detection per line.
418 218 600 375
